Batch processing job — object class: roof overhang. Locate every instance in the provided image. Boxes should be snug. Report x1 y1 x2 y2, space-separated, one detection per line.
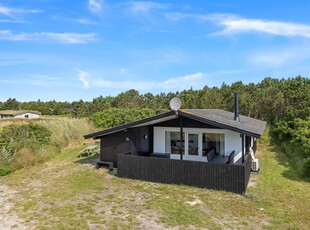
178 111 263 138
84 111 177 139
84 109 266 139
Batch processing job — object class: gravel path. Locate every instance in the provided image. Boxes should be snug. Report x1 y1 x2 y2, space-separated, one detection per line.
0 185 28 230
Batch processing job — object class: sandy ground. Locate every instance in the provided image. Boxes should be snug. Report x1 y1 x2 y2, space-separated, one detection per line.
0 185 28 230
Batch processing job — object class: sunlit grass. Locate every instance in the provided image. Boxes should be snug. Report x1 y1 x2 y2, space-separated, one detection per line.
38 117 98 148
0 129 309 229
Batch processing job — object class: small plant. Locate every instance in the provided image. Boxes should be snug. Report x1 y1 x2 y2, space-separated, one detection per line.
0 167 14 176
38 146 46 156
303 157 310 178
1 138 17 163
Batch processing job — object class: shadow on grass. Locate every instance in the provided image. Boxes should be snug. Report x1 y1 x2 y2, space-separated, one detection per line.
74 153 116 174
74 152 100 166
267 134 309 183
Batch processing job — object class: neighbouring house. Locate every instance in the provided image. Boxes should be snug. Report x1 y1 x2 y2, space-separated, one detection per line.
0 110 41 119
84 94 266 193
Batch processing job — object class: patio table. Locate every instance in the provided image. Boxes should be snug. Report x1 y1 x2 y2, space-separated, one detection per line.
79 145 97 157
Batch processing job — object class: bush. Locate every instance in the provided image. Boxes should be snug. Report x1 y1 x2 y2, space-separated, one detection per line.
0 167 14 176
91 108 168 129
0 118 97 175
303 158 310 178
0 123 56 173
271 118 310 178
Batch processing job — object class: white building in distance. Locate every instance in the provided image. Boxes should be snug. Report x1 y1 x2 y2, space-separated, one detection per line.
0 110 41 119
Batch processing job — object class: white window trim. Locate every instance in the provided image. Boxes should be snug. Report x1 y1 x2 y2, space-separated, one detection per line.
154 127 226 162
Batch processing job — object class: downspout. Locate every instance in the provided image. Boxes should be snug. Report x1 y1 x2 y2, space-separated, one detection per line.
241 134 245 163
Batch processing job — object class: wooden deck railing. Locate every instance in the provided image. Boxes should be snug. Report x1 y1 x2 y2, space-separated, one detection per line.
118 153 252 194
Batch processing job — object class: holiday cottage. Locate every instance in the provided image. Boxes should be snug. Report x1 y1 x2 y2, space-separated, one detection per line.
85 94 266 193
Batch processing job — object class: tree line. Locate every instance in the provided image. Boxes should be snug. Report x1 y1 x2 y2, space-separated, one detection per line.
1 76 309 124
0 75 309 177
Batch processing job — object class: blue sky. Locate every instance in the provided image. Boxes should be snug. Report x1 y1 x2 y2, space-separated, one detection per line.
1 0 310 102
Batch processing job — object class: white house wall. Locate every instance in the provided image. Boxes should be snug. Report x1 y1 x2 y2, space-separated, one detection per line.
153 126 242 163
225 130 242 163
14 113 40 119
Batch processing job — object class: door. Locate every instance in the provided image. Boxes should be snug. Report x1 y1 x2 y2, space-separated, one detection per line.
185 132 202 161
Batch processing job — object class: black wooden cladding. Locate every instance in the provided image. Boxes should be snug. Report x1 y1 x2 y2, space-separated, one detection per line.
118 153 252 194
155 116 219 129
100 126 151 167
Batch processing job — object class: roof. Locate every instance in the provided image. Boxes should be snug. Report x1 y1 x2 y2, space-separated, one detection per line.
179 109 266 138
0 110 41 116
85 109 266 139
84 111 176 139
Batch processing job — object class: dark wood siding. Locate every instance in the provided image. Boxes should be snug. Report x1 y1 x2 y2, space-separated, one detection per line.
155 117 220 129
118 153 252 194
129 126 151 155
100 126 152 166
100 131 130 167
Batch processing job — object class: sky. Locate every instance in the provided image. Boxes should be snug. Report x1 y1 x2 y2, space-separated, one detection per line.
1 0 310 102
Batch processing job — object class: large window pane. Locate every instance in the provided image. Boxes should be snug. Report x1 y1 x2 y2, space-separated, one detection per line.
188 133 198 156
165 131 184 154
202 133 224 156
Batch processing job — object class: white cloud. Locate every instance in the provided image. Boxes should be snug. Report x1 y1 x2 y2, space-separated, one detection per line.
41 32 96 44
249 46 310 67
199 14 310 38
0 75 65 87
213 15 310 38
165 12 310 38
92 72 206 92
0 19 26 23
161 73 205 89
53 16 98 25
0 5 13 17
0 4 42 18
0 30 97 43
127 1 168 14
88 0 104 13
74 18 98 25
76 69 90 89
165 12 208 21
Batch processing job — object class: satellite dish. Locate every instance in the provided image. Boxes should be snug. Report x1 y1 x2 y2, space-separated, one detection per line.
170 97 181 111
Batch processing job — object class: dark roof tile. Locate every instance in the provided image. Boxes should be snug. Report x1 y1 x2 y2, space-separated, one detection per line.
85 109 266 139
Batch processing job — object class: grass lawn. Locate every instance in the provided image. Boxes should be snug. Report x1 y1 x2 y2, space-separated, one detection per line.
0 131 309 229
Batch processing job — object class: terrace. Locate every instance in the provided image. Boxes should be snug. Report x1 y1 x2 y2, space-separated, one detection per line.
117 151 252 194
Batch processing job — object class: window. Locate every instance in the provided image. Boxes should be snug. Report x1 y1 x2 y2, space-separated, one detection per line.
188 133 198 156
202 133 224 156
165 131 184 154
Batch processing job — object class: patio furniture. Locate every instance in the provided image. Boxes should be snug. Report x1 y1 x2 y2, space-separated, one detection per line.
79 145 97 157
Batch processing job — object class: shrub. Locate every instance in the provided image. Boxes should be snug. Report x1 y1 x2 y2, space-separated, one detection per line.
271 118 310 178
91 108 168 129
303 158 310 178
0 123 56 173
0 167 14 176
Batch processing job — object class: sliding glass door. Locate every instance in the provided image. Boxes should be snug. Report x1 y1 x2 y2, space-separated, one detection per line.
163 128 225 161
202 133 225 156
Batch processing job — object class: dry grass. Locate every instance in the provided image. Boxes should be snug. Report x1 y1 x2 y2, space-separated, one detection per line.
38 117 98 148
0 116 98 148
0 130 309 229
